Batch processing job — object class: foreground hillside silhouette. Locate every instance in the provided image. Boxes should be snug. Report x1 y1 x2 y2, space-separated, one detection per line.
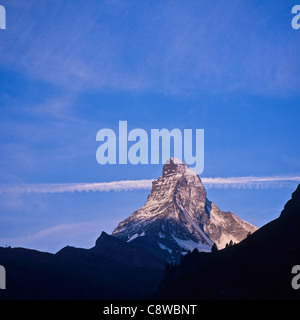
157 184 300 299
0 231 165 299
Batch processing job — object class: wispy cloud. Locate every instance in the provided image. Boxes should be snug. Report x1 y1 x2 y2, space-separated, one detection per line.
0 176 298 194
1 0 299 96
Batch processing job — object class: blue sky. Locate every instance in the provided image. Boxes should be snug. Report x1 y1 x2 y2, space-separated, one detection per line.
0 0 299 252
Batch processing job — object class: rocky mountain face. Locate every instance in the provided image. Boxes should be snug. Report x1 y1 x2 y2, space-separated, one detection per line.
113 158 257 262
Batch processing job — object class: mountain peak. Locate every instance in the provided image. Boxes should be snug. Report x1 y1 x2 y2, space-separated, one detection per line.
112 159 258 261
162 157 196 177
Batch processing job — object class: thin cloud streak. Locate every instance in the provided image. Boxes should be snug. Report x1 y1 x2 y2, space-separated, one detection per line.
0 180 154 194
202 176 300 189
0 176 299 194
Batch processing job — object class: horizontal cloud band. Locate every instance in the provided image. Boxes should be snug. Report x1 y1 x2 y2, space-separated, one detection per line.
0 176 299 194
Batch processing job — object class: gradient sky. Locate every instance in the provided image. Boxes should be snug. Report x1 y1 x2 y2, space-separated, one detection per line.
0 0 299 252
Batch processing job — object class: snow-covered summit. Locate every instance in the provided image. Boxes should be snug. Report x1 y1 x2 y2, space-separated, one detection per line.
162 157 197 177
